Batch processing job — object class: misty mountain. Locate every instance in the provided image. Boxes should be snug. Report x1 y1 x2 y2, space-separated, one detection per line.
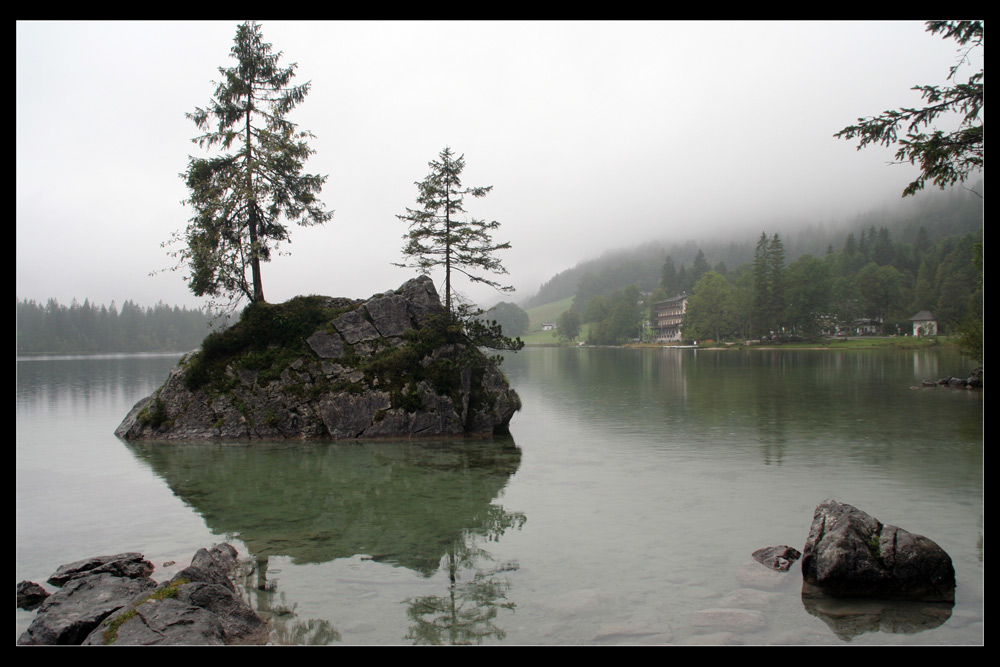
522 181 983 309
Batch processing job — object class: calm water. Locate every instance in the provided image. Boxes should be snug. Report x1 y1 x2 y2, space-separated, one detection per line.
15 347 983 645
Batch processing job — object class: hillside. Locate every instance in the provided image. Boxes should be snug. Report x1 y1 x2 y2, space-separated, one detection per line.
521 181 983 309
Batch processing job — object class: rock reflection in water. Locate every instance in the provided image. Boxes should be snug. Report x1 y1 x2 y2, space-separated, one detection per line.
125 437 524 644
801 591 953 641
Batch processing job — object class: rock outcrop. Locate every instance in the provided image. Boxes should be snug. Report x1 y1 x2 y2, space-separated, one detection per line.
800 500 955 602
115 276 521 441
17 544 267 645
752 545 801 572
16 581 49 611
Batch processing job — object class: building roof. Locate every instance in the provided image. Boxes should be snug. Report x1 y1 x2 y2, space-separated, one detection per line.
909 311 937 321
653 293 687 306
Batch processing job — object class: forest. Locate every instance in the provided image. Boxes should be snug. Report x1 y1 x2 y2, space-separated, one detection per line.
15 299 223 355
533 181 982 352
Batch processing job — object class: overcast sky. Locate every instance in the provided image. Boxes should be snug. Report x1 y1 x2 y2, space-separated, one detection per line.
16 20 979 311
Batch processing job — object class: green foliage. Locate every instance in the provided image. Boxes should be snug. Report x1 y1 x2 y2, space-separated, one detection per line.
856 262 905 332
582 293 610 324
953 240 983 363
867 535 882 559
835 21 983 198
481 301 529 337
169 21 332 310
752 232 786 336
395 147 512 314
660 255 678 294
588 286 641 345
691 250 710 285
463 317 525 357
101 609 137 645
137 395 170 429
15 297 223 355
556 308 581 342
954 309 983 363
360 312 512 413
184 295 338 391
684 271 735 342
784 255 832 338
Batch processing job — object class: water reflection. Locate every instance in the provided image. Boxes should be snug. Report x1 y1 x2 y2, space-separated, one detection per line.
124 437 524 644
405 528 523 644
507 347 982 475
801 593 953 641
17 351 982 645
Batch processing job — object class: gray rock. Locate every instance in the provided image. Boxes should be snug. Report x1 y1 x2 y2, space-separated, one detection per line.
115 276 521 441
174 581 268 644
306 331 346 359
397 275 442 322
364 293 413 337
691 608 767 632
191 543 239 573
801 499 956 602
752 545 801 571
318 391 393 438
735 562 787 590
85 597 226 645
719 587 780 609
22 543 267 646
18 572 157 645
16 581 49 610
331 310 381 344
47 552 153 587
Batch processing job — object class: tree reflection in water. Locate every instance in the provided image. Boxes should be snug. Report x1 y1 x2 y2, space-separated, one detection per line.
406 505 526 645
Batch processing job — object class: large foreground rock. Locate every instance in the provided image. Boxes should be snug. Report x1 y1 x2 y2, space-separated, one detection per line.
115 276 521 441
18 544 267 645
800 500 955 602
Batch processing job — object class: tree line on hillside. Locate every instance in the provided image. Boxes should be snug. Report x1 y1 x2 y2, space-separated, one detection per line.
554 222 981 354
526 179 982 312
678 226 981 343
15 299 224 355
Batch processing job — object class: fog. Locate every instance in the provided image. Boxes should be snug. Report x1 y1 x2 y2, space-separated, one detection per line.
16 21 977 310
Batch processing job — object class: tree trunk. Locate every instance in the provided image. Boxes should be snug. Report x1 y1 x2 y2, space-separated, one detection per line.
245 108 265 303
248 204 265 303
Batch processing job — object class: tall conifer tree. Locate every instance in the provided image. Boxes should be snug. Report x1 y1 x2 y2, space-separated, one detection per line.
396 147 512 315
170 21 331 309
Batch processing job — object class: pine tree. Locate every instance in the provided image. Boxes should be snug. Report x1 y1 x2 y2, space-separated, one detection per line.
835 21 983 198
752 232 786 336
691 250 710 285
396 147 512 315
752 233 771 336
170 21 332 309
660 255 678 294
767 233 786 331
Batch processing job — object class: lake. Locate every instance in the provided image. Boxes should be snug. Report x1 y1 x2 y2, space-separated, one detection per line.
15 346 983 645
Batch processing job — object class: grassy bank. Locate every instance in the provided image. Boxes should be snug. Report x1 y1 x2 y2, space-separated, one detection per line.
680 336 953 350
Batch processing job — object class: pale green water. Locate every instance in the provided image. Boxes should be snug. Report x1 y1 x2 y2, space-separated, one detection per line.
16 347 983 644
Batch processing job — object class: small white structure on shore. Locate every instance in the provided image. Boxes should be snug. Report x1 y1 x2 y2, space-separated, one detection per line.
909 311 938 337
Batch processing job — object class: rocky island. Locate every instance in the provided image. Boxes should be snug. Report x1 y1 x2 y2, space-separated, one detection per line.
116 276 521 441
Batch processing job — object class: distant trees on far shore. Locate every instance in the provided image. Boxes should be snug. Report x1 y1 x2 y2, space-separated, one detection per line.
15 298 225 355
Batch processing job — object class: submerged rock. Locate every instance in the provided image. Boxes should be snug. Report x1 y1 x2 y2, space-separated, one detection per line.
800 499 955 602
115 276 521 441
752 545 801 572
